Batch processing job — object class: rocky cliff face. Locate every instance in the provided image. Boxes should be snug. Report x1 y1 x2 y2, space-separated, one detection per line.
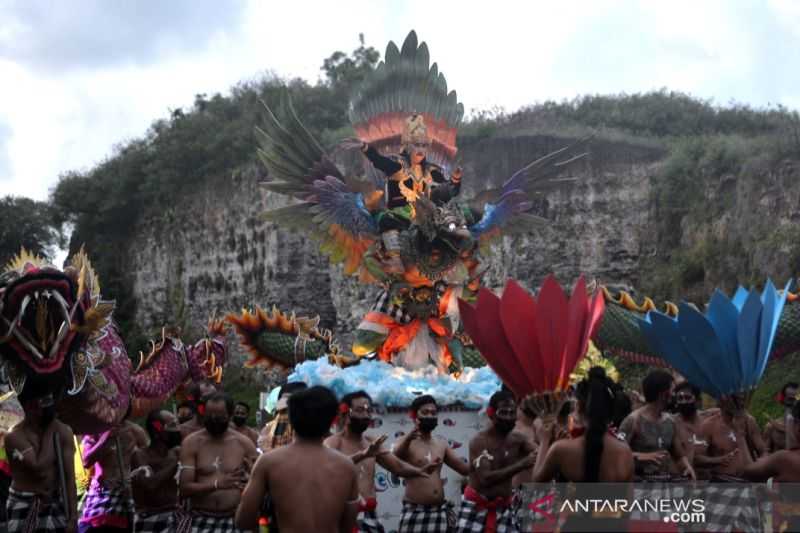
126 134 799 364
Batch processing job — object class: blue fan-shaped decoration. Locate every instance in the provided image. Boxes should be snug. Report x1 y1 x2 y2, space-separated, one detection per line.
637 279 792 398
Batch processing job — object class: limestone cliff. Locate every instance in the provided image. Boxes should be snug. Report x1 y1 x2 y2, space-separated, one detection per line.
126 134 800 366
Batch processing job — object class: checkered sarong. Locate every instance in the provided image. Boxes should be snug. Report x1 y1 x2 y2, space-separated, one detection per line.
630 480 689 522
371 289 414 324
79 481 131 529
398 501 450 533
357 509 386 533
135 508 175 532
454 495 519 533
701 483 761 533
6 488 67 533
188 511 242 533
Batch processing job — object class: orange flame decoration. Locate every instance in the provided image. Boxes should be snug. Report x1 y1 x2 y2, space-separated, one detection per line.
226 306 320 370
458 275 605 397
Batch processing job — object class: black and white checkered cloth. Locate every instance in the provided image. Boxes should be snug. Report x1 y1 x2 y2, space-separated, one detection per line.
630 481 690 522
357 509 386 533
6 488 67 533
371 290 413 324
79 481 131 529
135 508 175 533
187 511 242 533
701 484 761 533
454 497 520 533
398 501 450 533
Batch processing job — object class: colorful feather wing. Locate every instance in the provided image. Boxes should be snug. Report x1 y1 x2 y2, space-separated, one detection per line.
258 89 379 278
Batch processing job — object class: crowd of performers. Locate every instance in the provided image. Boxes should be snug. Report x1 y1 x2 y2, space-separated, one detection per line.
1 372 800 533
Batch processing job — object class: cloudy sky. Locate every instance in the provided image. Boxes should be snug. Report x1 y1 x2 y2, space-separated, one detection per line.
1 0 799 202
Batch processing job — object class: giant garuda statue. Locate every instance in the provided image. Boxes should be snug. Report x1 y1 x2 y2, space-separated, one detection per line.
253 30 589 372
0 249 227 434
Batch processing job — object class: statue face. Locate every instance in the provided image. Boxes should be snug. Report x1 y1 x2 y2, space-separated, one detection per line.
407 142 429 163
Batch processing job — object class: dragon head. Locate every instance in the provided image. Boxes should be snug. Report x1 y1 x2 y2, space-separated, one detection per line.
0 249 113 398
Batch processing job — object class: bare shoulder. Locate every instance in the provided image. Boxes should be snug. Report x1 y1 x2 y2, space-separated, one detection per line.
235 431 257 453
324 433 342 450
469 430 488 448
4 427 26 447
182 430 205 449
56 421 75 446
326 446 358 473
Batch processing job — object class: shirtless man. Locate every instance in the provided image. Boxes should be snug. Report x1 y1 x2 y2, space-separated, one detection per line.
179 381 217 440
80 404 144 532
455 390 536 533
325 391 438 533
701 392 767 481
4 393 78 533
179 391 257 532
236 386 359 533
511 398 538 488
617 370 695 480
745 401 800 481
393 395 470 533
764 382 798 452
670 382 721 480
231 402 259 446
131 410 182 533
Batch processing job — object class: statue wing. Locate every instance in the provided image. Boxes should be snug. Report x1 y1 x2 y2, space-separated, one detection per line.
258 89 380 279
467 136 592 253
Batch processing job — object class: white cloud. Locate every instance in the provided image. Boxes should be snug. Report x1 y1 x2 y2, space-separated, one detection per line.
0 0 798 203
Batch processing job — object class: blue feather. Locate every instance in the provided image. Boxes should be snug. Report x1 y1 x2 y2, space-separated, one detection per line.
637 281 790 397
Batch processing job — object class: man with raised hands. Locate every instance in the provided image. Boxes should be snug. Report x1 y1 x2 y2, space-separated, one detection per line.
455 390 536 533
393 394 470 532
325 390 439 533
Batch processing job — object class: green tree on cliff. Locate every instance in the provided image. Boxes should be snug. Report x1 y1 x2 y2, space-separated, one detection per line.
0 196 61 265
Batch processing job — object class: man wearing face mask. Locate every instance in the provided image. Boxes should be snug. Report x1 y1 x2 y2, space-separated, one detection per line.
393 395 470 533
5 392 78 533
179 392 258 532
325 391 439 533
231 402 258 446
179 382 218 440
671 381 720 480
131 410 182 532
617 370 695 481
765 382 799 453
456 390 536 533
701 392 767 481
258 382 307 453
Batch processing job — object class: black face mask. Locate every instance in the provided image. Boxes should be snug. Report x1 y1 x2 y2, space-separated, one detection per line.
348 417 371 435
677 403 697 417
494 418 516 435
205 418 229 436
164 430 182 448
418 417 438 433
232 416 247 427
178 414 193 424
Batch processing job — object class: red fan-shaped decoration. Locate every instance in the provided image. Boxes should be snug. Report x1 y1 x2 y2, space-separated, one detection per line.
458 275 605 397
